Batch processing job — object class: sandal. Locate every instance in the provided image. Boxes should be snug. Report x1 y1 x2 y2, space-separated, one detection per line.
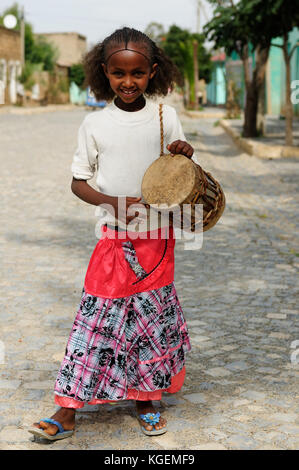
28 418 74 441
138 412 168 436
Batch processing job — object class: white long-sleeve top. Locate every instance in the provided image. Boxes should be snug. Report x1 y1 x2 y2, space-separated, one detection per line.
71 98 198 230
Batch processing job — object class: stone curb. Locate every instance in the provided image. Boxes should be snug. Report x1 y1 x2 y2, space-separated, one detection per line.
219 119 299 159
183 110 226 119
0 104 82 115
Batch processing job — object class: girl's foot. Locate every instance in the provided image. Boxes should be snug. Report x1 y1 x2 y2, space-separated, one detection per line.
135 400 167 432
32 407 76 436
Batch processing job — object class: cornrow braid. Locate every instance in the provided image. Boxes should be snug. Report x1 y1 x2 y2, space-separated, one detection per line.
83 27 183 101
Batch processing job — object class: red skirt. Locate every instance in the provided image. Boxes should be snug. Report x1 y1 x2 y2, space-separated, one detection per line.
54 225 190 408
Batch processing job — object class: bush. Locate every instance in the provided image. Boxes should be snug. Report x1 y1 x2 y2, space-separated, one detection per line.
18 62 35 90
69 64 85 88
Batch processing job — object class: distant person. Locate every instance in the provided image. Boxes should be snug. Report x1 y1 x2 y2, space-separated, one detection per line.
29 26 195 441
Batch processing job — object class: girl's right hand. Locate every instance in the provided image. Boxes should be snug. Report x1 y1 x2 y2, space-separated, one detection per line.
109 196 147 225
70 181 146 225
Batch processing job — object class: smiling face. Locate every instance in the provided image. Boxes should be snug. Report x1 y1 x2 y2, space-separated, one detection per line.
102 42 157 110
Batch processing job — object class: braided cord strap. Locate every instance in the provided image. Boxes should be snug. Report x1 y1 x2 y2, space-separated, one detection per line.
159 103 164 156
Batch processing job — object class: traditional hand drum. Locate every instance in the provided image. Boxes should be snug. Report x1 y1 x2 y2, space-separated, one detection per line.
141 104 226 232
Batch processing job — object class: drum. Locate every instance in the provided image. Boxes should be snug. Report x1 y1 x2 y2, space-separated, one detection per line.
141 104 226 232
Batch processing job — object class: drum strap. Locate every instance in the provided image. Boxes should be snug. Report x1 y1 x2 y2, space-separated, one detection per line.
159 103 164 156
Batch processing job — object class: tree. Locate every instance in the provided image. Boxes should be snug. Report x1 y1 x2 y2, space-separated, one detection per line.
205 0 299 142
69 64 85 88
205 0 272 137
28 35 58 71
249 0 299 145
144 22 166 47
162 25 212 106
0 2 21 29
280 32 299 146
24 23 35 61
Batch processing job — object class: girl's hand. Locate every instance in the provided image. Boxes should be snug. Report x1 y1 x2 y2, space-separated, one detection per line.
125 197 147 225
109 196 147 225
70 181 146 225
167 140 194 159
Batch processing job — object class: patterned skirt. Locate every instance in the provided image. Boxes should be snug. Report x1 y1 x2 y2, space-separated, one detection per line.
54 225 191 408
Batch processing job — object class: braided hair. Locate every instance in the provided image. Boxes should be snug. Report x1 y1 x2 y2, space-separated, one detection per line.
83 27 182 101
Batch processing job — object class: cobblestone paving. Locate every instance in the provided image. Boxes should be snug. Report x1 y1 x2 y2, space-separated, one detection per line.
0 105 298 450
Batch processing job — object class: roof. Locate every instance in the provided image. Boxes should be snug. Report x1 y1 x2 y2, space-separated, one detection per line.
36 32 86 41
56 61 72 68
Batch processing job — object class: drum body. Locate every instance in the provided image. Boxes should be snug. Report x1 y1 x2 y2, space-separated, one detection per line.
142 154 226 232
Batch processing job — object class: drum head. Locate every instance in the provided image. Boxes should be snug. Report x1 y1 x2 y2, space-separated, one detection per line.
142 154 196 208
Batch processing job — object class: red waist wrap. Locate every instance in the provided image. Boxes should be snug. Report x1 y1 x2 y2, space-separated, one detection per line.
84 225 175 299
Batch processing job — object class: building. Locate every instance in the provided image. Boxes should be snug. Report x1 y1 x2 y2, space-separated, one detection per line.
0 25 22 105
266 28 299 117
207 27 299 117
36 32 87 67
207 52 226 106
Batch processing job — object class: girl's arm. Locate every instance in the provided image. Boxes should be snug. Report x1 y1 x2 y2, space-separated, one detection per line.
71 178 114 206
71 178 142 225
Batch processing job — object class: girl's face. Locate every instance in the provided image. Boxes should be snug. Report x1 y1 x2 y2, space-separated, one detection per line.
102 42 157 110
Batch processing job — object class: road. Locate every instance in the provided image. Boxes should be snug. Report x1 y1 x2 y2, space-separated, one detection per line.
0 104 298 450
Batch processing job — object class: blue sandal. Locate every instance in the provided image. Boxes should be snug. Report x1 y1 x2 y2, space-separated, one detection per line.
138 412 167 436
28 418 74 441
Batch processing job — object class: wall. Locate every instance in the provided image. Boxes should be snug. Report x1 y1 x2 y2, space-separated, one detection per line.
226 28 299 116
0 26 21 105
289 27 299 117
28 66 69 105
207 62 226 105
267 28 299 117
37 32 87 66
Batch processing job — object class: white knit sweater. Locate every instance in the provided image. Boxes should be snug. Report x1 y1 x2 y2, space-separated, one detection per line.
71 98 198 230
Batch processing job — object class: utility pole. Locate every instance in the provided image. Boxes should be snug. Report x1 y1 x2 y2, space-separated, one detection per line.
20 6 25 67
193 39 199 110
193 0 201 109
196 0 201 33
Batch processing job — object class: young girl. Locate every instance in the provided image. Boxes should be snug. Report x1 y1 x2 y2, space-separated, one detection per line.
29 27 195 440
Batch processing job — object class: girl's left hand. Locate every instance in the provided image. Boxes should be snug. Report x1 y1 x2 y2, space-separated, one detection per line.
167 140 194 159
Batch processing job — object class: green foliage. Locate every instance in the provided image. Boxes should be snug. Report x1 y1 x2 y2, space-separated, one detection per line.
144 22 166 47
0 2 22 29
18 62 35 90
57 76 69 93
161 25 212 106
204 1 254 57
162 25 212 84
69 64 85 88
162 26 190 75
25 23 35 61
205 0 299 56
205 0 299 138
193 32 213 84
28 35 58 71
247 0 299 45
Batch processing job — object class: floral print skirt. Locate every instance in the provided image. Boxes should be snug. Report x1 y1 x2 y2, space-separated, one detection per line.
54 225 191 408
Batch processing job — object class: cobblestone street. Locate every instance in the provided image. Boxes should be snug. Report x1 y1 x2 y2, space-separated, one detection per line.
0 105 298 450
